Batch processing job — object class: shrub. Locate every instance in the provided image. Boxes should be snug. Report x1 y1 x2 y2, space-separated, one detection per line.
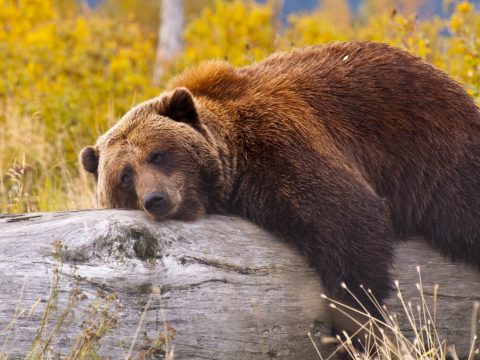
0 0 157 212
2 0 480 213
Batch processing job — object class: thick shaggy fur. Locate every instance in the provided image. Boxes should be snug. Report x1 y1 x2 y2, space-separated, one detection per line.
80 41 480 323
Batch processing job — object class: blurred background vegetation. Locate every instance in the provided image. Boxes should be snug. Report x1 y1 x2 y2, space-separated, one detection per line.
1 0 480 213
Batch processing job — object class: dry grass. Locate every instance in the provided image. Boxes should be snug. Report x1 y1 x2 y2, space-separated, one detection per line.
0 100 96 214
312 267 480 360
2 0 480 216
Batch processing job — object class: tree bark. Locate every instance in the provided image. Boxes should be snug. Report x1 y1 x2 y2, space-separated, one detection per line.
153 0 184 85
0 210 479 359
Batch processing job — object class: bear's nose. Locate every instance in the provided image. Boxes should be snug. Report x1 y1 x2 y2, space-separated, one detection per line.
143 192 169 214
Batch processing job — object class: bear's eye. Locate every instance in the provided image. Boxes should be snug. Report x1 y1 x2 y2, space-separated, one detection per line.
150 151 166 166
120 169 133 188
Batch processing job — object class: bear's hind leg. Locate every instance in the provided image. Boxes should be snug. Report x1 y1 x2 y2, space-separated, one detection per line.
418 188 480 268
417 152 480 269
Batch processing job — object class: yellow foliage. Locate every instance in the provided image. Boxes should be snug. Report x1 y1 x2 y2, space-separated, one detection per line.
0 0 157 212
180 0 278 67
283 0 479 101
446 1 480 98
2 0 480 213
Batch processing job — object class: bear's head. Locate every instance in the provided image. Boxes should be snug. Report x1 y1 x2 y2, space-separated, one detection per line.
79 88 222 221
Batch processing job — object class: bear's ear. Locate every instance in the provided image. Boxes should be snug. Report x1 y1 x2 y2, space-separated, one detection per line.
163 87 199 126
79 146 99 175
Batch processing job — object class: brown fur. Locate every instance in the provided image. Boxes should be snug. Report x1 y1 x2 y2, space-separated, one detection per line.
80 41 480 327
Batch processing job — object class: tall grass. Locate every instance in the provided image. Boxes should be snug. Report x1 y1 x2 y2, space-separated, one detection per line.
0 100 96 213
0 0 156 213
313 268 480 360
1 0 480 214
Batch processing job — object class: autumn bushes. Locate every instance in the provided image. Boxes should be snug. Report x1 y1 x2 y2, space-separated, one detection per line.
1 0 480 212
0 0 156 211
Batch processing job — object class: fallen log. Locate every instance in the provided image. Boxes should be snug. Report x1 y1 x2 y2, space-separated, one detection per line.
0 210 479 359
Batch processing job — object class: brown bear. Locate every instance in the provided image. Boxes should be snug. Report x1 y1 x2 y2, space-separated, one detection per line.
80 41 480 326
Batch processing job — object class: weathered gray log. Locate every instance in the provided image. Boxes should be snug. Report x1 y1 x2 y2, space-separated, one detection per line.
0 210 479 359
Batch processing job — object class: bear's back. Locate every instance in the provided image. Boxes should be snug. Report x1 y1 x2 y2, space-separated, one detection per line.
170 41 480 236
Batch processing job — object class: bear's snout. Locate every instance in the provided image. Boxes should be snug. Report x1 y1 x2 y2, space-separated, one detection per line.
143 191 171 218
